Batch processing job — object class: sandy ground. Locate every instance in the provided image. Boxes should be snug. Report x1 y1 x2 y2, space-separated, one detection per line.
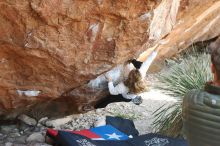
99 89 177 135
45 88 177 134
132 89 176 134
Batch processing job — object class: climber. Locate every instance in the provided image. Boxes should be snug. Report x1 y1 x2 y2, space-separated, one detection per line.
94 49 158 108
183 37 220 146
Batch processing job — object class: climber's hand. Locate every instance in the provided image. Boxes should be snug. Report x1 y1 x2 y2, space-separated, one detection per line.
105 75 112 82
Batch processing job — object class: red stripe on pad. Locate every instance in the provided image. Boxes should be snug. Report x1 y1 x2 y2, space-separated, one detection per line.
47 129 58 137
72 129 101 139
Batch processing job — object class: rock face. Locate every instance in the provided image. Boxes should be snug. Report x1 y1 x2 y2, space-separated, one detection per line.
138 0 220 62
0 0 220 118
0 0 158 118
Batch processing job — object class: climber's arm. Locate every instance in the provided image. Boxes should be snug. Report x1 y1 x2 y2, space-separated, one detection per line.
108 82 120 95
139 51 158 78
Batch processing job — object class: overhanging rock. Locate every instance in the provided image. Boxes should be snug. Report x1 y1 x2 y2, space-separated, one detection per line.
0 0 220 119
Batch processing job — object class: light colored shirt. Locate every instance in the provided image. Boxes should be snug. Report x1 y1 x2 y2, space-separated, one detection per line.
108 51 158 99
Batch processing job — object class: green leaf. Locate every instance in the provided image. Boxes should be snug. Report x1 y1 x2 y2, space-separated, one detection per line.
152 47 213 137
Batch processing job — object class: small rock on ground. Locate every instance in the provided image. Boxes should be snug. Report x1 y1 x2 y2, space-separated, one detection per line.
26 132 45 143
18 114 37 126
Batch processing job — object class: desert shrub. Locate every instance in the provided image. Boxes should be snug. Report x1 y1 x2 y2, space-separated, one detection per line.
152 48 213 137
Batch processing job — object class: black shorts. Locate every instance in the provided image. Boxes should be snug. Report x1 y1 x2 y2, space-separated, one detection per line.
94 94 131 109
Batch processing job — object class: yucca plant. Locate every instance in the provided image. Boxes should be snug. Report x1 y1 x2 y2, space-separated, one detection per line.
152 48 213 137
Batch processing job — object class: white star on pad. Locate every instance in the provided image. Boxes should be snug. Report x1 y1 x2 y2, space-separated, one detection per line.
105 133 122 140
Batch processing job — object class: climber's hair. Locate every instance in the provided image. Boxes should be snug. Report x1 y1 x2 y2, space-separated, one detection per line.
211 47 220 78
124 69 148 94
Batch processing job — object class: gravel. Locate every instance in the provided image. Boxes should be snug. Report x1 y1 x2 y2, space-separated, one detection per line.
0 88 176 145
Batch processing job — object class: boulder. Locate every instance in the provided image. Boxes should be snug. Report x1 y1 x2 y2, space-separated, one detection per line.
0 0 158 118
0 0 220 119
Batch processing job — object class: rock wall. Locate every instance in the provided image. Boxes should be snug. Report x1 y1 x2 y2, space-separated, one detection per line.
0 0 159 117
139 0 220 62
0 0 220 119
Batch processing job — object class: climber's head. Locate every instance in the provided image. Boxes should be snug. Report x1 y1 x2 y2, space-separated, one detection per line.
124 69 147 94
